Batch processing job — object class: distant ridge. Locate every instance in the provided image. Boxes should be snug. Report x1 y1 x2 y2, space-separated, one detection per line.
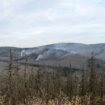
0 43 105 60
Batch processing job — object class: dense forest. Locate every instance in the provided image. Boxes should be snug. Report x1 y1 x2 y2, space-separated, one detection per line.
0 50 105 105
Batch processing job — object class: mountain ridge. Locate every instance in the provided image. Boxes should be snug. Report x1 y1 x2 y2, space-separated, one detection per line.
0 43 105 60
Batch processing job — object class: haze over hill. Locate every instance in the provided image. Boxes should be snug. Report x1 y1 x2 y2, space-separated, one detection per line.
0 43 105 59
16 43 105 60
0 43 105 69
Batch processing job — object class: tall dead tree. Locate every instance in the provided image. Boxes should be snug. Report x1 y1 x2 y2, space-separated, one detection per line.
3 49 16 105
89 53 97 105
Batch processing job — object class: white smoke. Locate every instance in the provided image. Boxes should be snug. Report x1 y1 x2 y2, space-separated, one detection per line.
21 49 32 57
35 51 49 61
21 49 26 57
36 54 44 61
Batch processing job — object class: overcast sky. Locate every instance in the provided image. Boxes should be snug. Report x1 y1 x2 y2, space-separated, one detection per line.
0 0 105 47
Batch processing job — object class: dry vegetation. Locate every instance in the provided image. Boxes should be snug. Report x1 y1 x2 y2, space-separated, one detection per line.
0 50 105 105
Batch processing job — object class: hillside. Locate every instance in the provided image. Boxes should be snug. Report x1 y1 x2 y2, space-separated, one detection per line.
0 43 105 69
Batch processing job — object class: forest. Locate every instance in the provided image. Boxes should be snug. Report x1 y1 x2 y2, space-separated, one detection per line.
0 50 105 105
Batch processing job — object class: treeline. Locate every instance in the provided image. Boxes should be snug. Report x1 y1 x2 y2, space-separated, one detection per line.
0 50 105 105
